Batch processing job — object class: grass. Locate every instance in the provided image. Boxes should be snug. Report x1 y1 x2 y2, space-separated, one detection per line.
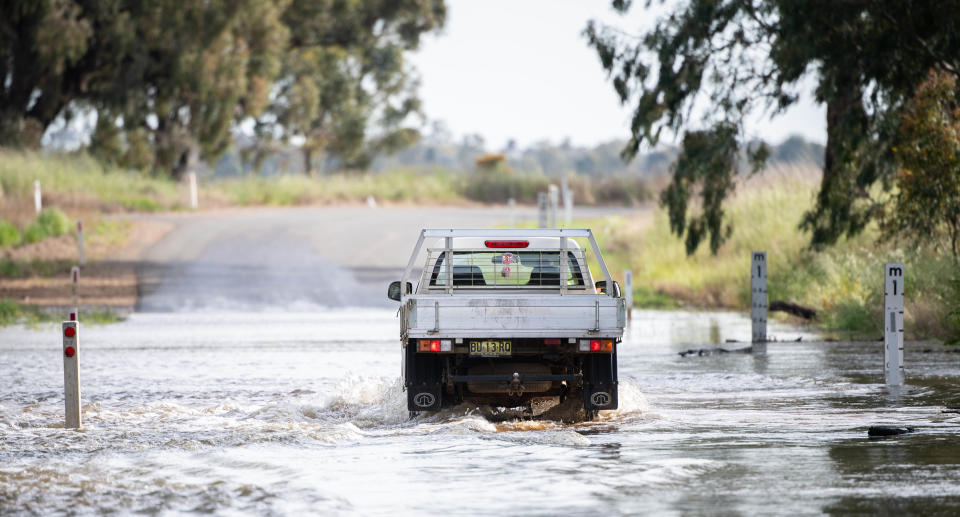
584 166 959 341
0 298 124 327
0 150 656 212
0 150 181 210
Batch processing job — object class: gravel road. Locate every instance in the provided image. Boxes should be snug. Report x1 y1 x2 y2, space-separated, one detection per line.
135 205 641 311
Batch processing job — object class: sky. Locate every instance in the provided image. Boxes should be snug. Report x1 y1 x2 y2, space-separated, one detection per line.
408 0 827 150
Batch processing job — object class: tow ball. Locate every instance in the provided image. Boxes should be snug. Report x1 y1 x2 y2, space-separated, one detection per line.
507 372 526 397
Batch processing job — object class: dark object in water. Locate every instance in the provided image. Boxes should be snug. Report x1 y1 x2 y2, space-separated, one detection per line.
679 346 753 357
868 426 915 437
769 300 817 319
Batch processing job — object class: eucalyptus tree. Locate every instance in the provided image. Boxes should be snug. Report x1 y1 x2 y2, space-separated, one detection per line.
586 0 960 253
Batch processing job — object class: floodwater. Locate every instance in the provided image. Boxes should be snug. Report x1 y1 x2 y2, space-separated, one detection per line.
2 309 959 515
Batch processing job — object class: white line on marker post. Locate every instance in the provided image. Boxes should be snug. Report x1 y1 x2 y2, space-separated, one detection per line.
34 180 42 214
62 321 81 428
884 263 905 386
76 220 86 266
751 251 768 352
188 172 198 210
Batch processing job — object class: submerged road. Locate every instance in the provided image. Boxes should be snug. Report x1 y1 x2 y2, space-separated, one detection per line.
135 205 641 311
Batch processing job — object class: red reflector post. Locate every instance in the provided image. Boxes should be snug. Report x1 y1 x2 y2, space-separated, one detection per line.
64 346 75 358
590 340 601 352
64 327 76 338
484 240 529 248
430 339 441 352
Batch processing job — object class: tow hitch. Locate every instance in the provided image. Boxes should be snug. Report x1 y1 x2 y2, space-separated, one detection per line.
507 372 525 397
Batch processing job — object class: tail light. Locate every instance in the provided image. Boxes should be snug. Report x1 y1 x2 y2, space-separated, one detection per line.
579 339 613 353
484 240 529 248
418 339 452 352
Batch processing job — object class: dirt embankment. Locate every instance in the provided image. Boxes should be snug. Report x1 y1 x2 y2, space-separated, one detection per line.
0 218 173 310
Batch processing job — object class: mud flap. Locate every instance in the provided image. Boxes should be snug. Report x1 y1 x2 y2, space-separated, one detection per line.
583 352 618 411
408 384 442 411
405 342 444 411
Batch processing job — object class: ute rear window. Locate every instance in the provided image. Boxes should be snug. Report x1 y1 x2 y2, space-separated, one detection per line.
426 250 585 288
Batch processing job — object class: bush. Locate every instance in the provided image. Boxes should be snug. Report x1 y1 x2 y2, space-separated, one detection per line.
0 299 20 325
0 220 19 247
22 208 71 244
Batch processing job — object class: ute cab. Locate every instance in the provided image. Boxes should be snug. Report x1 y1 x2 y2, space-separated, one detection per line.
389 229 624 421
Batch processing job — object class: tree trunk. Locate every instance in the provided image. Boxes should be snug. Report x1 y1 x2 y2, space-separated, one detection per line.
302 147 313 176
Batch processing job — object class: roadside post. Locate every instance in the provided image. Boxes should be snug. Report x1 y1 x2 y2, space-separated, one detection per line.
751 251 767 352
537 192 548 228
884 263 905 386
188 172 199 210
34 180 42 214
70 266 79 321
76 220 86 266
62 321 81 428
548 184 559 227
562 182 573 225
507 198 516 228
624 270 634 322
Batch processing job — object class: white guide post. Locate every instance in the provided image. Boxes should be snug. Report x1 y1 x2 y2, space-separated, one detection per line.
70 266 79 321
507 198 516 228
884 263 905 386
76 220 86 266
624 270 634 321
188 172 199 210
537 192 548 228
563 187 573 225
34 180 42 214
547 184 559 228
62 321 81 428
751 251 767 351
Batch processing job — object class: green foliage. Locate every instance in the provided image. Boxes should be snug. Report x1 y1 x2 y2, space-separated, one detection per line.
884 70 960 260
1 0 445 177
659 125 738 254
0 220 20 247
22 208 70 244
0 299 20 326
587 1 960 252
591 169 957 340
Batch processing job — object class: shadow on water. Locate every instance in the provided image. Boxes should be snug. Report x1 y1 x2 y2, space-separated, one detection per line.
824 435 960 515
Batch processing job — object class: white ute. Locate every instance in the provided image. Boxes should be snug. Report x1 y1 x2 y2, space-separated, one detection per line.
388 229 625 421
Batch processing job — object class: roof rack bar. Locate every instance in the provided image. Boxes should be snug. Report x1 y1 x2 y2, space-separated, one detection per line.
422 228 591 238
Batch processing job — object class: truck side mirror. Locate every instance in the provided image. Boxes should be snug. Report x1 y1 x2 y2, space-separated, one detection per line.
594 280 622 298
388 281 412 301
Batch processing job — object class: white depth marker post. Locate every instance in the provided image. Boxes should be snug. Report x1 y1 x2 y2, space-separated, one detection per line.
624 270 634 322
561 178 573 225
547 184 559 228
884 263 905 386
507 198 516 228
188 172 199 210
76 220 86 266
62 321 81 428
751 251 767 352
34 180 42 214
70 266 79 321
537 192 548 228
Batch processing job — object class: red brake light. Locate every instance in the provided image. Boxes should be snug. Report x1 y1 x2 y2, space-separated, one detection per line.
590 340 600 352
64 327 75 338
430 339 441 352
544 338 561 345
484 240 529 248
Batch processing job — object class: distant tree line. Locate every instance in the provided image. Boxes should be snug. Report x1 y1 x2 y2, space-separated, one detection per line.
0 0 445 178
367 121 823 177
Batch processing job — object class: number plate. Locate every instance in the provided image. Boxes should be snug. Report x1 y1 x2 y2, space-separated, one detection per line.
468 340 512 357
